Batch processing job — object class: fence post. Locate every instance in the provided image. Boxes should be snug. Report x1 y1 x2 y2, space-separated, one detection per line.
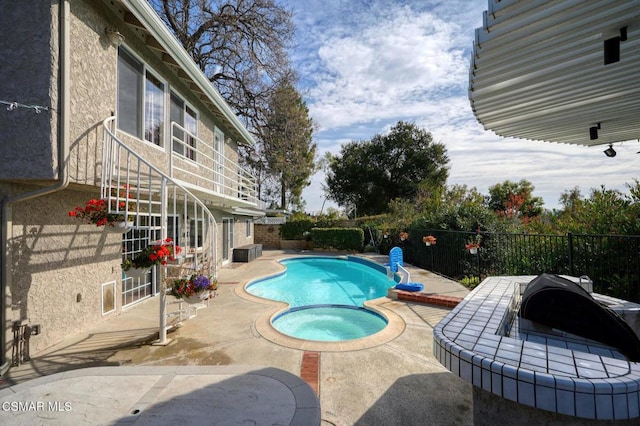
568 232 574 276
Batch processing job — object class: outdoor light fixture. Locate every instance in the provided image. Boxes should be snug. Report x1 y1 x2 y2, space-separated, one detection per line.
105 28 125 46
590 123 601 140
604 26 628 65
604 144 616 158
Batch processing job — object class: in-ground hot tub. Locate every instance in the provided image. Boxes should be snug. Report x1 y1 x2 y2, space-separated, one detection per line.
271 304 388 341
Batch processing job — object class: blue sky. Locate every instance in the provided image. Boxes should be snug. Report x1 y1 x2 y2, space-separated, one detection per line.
280 0 640 214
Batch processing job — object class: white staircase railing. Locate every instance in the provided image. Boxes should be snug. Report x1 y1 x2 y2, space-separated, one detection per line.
102 116 217 344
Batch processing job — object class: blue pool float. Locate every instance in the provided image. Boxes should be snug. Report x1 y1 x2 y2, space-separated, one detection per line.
395 282 424 292
395 265 424 292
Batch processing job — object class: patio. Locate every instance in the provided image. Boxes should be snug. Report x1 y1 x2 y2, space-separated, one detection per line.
0 250 473 425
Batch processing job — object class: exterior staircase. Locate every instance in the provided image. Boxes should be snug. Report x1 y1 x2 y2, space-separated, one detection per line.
102 116 222 342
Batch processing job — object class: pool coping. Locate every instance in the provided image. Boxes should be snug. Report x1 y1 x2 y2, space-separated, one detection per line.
235 255 406 352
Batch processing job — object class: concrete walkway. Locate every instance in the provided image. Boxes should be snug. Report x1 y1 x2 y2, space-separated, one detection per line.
0 250 472 425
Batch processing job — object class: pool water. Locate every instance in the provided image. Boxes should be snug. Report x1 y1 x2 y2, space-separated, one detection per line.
272 306 388 341
247 257 397 341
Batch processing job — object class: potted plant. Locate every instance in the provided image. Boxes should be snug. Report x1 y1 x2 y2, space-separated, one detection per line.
68 185 136 231
68 198 125 228
423 235 437 246
169 274 217 304
122 238 181 277
465 235 481 254
399 231 409 241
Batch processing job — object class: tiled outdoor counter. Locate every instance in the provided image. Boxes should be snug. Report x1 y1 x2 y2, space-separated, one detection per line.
433 276 640 421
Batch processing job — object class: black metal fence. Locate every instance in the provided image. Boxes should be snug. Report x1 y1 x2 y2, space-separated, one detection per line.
395 229 640 303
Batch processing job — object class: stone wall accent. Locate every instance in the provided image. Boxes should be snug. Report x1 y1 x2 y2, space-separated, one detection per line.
279 240 308 251
255 224 281 249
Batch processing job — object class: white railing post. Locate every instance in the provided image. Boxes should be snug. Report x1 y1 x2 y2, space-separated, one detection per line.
158 176 169 345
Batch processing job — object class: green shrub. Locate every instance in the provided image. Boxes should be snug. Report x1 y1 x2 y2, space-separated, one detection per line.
280 220 315 240
311 228 364 251
460 276 481 289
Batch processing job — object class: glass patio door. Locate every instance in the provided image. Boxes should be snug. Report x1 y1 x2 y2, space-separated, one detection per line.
222 218 233 263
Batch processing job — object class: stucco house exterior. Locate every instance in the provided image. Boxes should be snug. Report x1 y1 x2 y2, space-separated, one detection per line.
0 0 264 373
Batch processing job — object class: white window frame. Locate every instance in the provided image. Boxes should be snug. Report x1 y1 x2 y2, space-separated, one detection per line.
222 217 234 264
190 217 206 250
170 90 199 161
167 214 181 247
214 129 224 193
116 46 168 150
245 219 252 238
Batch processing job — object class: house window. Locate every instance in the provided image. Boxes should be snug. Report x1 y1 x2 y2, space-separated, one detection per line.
214 130 224 191
245 219 252 238
170 92 198 159
190 218 206 248
117 48 143 137
117 47 166 147
144 73 165 145
167 215 181 247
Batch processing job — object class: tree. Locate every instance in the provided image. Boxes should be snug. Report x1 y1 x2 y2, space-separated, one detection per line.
558 185 638 235
425 184 495 231
487 179 544 220
150 0 294 131
325 121 449 216
260 80 316 210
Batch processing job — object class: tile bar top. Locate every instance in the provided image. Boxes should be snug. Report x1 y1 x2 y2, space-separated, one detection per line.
433 276 640 420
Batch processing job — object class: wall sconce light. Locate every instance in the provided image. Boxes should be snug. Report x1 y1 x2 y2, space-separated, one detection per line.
105 28 125 46
589 123 601 140
604 144 616 158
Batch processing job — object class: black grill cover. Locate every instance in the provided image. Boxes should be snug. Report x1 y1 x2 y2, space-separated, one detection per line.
520 273 640 361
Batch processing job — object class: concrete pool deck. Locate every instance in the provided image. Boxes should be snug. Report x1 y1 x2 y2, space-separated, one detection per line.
0 250 475 425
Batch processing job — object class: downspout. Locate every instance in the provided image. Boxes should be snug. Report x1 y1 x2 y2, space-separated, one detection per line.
0 0 70 375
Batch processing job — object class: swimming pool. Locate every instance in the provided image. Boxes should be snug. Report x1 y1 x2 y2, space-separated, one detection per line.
246 256 397 341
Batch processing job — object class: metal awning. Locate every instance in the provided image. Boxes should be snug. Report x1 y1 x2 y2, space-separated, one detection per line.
469 0 640 146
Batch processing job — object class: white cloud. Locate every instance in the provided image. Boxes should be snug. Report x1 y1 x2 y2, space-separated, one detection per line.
284 0 640 214
307 8 468 130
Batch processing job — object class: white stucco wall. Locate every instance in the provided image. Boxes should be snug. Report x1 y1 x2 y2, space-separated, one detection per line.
6 187 123 354
1 0 256 359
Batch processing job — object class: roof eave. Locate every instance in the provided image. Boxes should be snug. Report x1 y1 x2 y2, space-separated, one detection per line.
121 0 256 146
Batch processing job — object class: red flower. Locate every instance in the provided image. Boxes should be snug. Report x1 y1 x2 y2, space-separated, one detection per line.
121 238 181 271
69 197 125 227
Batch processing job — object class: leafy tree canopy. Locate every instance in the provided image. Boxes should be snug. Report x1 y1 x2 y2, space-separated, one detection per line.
325 121 449 216
487 179 544 219
539 183 640 235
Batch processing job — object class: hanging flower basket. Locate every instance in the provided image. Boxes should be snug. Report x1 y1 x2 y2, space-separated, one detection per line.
105 220 135 233
181 291 209 305
169 274 217 303
465 242 480 254
465 234 482 254
68 185 137 228
122 238 181 273
423 235 437 246
125 267 150 278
